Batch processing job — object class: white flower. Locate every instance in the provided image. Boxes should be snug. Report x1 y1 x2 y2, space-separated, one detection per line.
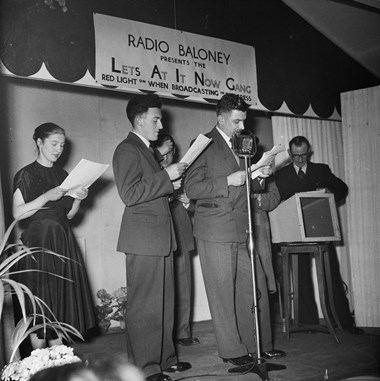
1 345 81 381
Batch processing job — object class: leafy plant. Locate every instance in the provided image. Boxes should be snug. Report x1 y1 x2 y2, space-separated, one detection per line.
95 287 127 331
110 287 127 322
0 217 83 363
95 289 113 332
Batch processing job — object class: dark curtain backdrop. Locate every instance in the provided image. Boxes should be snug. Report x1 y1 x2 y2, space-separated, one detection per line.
0 0 379 118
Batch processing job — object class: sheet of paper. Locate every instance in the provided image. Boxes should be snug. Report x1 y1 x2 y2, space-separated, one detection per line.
250 144 286 180
180 134 212 167
60 159 109 198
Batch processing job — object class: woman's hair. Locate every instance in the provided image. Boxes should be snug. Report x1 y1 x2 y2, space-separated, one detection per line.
33 122 65 143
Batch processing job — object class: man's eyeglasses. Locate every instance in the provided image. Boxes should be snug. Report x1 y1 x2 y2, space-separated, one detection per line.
291 153 309 160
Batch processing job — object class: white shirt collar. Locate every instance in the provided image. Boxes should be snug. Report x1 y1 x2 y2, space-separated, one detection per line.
132 131 150 149
216 126 231 147
293 162 307 173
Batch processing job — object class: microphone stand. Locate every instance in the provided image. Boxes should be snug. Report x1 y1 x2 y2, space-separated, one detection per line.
230 131 285 380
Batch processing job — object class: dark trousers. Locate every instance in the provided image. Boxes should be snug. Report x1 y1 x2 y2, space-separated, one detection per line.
196 239 272 358
125 253 177 377
173 246 193 340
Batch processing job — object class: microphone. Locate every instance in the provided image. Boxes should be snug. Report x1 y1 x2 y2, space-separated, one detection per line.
231 129 258 157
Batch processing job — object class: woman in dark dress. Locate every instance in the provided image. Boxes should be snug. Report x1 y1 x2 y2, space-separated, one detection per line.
12 122 96 349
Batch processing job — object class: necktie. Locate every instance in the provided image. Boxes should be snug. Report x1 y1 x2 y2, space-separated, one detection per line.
149 145 159 163
229 139 240 164
298 168 305 181
149 144 154 154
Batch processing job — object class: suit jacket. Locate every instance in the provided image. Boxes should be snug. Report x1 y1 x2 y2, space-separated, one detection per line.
113 132 176 255
170 199 195 253
275 161 348 202
185 127 263 243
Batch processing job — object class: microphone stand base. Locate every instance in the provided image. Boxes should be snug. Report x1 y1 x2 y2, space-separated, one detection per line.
227 359 286 381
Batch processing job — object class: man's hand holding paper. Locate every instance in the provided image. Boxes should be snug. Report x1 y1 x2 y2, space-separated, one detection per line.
164 162 188 181
255 165 272 179
250 144 286 180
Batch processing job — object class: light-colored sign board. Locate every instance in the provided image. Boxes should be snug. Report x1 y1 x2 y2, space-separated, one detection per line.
94 13 257 104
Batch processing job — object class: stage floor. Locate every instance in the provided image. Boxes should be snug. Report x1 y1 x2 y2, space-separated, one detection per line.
74 309 380 381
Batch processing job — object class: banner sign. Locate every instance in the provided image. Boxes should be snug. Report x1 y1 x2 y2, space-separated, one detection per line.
94 13 257 104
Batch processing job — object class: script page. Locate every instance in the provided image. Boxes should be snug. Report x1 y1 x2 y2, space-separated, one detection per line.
60 159 109 198
180 134 212 167
250 144 286 179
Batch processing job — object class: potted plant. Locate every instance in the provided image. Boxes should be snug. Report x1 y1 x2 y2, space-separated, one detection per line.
0 217 83 368
110 287 128 329
95 289 113 333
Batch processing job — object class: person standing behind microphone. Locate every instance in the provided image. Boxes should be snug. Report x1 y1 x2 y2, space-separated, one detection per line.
185 94 285 370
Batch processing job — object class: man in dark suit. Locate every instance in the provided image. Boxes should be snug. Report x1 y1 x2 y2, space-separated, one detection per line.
112 94 191 381
275 135 361 333
185 94 285 370
275 136 348 203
